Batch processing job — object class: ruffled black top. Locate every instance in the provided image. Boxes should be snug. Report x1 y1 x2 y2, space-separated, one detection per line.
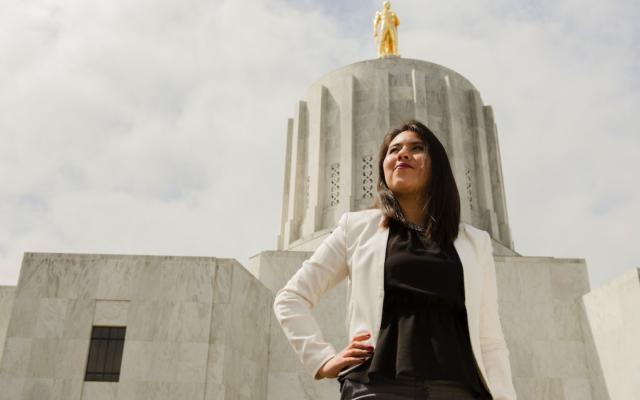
339 219 492 399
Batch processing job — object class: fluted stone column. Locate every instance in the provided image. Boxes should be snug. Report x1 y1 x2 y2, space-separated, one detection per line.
303 86 325 237
282 101 308 246
337 75 355 217
469 89 499 237
443 74 472 224
484 105 514 248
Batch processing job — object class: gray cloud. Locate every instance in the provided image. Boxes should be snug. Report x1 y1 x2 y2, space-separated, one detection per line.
0 0 638 289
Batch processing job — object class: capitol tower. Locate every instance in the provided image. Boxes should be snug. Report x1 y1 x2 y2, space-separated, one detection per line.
276 57 515 256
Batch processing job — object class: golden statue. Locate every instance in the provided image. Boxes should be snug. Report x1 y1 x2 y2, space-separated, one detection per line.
373 1 400 57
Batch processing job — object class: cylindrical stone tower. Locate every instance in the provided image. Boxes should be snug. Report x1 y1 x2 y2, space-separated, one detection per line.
277 58 515 255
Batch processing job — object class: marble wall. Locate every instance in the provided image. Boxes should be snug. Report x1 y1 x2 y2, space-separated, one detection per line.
0 286 16 365
0 253 272 400
250 251 346 400
496 256 595 400
0 248 615 400
582 268 640 400
252 250 604 400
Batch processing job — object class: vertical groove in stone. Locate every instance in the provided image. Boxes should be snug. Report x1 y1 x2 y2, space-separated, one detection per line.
412 68 428 124
468 89 498 236
426 74 450 159
338 75 355 217
380 71 390 135
484 105 513 248
277 119 294 250
443 75 471 223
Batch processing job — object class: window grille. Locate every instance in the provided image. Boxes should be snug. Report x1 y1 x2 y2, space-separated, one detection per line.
330 163 340 206
465 168 473 208
362 155 374 199
85 326 126 382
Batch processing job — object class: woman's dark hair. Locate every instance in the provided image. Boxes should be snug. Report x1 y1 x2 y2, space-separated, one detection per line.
373 120 461 248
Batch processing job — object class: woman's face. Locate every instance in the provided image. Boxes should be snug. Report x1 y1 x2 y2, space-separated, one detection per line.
383 130 431 198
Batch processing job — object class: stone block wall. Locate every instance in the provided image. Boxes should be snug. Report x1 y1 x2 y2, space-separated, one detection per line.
496 256 597 399
0 253 272 400
207 259 273 400
582 268 640 400
0 286 16 364
250 251 346 400
0 249 612 400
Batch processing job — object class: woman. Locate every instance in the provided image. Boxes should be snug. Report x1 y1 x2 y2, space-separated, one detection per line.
273 120 517 399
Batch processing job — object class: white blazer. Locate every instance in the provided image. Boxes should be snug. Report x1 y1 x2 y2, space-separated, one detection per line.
273 209 517 400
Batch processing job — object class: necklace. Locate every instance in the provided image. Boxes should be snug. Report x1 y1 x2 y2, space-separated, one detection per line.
405 221 427 233
401 219 441 253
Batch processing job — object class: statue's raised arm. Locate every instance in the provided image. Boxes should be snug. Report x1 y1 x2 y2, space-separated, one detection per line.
373 1 400 58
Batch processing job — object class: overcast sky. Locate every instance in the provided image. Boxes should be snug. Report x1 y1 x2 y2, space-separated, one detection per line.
1 0 638 289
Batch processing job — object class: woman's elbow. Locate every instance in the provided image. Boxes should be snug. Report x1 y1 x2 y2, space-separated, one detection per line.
273 288 288 320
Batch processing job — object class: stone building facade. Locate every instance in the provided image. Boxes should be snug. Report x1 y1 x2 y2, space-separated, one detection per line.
0 57 637 400
0 253 272 400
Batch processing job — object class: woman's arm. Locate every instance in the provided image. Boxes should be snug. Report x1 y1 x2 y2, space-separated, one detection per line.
273 213 350 379
479 231 518 400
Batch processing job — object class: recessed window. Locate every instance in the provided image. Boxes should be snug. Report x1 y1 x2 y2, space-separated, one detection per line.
85 326 126 382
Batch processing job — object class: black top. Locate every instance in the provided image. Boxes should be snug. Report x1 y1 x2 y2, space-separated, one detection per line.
339 219 492 399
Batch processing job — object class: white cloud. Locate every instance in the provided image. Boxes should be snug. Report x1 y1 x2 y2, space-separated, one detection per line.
0 0 638 289
397 0 640 288
0 0 366 284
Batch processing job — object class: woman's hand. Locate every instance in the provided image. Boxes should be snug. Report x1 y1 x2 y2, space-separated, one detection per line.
315 332 374 379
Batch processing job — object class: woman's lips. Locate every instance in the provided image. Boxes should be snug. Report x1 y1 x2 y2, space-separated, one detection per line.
395 163 412 169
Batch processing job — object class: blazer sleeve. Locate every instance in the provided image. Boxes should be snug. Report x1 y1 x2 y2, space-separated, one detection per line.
272 213 349 380
479 231 518 400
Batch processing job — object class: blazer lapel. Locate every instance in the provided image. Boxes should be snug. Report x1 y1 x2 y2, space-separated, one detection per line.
372 222 390 296
454 224 480 305
453 223 483 369
369 219 390 343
